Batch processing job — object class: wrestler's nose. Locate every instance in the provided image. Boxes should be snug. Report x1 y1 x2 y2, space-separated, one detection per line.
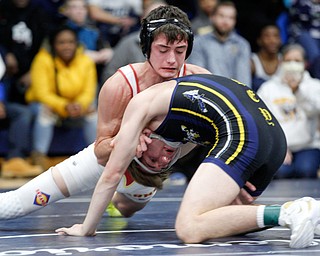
166 50 176 63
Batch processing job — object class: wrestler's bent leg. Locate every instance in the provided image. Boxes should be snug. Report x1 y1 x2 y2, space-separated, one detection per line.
175 163 258 243
111 192 148 217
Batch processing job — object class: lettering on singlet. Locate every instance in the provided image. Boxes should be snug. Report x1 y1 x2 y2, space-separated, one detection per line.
246 90 260 103
231 78 275 126
259 108 275 126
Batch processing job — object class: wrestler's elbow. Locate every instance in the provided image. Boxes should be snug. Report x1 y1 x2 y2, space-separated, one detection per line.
96 156 107 166
94 143 111 166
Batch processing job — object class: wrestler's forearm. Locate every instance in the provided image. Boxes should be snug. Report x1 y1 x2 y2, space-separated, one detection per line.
82 181 117 235
82 161 125 235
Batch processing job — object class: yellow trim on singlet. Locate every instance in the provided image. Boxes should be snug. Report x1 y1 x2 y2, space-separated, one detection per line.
171 107 220 150
175 81 245 164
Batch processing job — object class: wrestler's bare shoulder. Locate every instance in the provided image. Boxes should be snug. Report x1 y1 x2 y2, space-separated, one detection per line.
185 63 211 75
100 63 145 89
99 70 133 98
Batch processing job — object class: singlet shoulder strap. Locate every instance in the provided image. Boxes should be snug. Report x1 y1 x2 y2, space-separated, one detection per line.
178 63 187 77
118 64 139 97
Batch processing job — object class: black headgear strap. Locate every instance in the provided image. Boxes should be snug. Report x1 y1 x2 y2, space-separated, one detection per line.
140 18 194 59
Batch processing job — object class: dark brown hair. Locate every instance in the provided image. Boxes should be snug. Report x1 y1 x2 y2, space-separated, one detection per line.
128 160 171 189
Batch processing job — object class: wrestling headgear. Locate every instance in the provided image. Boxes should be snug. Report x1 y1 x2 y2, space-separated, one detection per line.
140 18 194 59
133 133 182 174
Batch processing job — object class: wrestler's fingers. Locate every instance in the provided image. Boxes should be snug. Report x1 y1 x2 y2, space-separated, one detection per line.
233 188 255 205
110 138 115 148
244 181 256 192
241 190 254 204
55 224 91 236
139 136 148 152
142 128 153 136
136 144 143 158
55 227 69 236
139 134 152 151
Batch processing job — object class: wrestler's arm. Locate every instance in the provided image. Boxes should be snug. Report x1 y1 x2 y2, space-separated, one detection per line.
56 85 162 236
94 72 132 166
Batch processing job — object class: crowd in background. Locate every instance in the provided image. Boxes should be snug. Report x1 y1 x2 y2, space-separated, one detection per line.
0 0 319 180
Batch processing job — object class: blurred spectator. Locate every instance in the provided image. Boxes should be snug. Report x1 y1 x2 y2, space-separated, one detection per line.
33 0 66 26
191 0 218 35
233 0 287 52
188 1 252 87
0 0 54 105
165 0 198 20
251 23 283 92
61 0 113 83
309 56 320 79
87 0 142 47
102 0 166 81
26 26 98 168
287 0 320 79
0 48 42 178
258 44 320 179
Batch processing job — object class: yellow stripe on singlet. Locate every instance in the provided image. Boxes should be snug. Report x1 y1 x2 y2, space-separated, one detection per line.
171 107 220 151
175 81 245 164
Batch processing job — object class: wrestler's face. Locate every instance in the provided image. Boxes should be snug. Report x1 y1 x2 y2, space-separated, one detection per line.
149 33 188 79
138 139 179 172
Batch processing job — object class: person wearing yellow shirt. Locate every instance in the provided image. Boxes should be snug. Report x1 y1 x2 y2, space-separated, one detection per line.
26 25 98 168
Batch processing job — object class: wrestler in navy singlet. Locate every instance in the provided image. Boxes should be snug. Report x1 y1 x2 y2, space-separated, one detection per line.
154 74 287 196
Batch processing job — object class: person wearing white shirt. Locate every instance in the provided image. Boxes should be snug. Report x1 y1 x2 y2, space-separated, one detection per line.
258 43 320 179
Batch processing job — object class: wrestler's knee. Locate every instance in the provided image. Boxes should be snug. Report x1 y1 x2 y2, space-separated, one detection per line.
112 195 146 217
114 202 135 217
175 214 204 243
51 166 70 197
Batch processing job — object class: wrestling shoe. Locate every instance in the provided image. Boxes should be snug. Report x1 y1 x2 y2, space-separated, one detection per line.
1 158 43 178
279 197 320 248
106 202 123 217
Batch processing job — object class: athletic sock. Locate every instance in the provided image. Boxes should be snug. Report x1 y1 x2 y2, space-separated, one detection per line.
0 168 64 220
257 205 281 228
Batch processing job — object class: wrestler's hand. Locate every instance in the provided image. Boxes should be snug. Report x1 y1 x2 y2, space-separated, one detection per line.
55 224 96 237
231 181 257 205
136 129 152 158
283 150 293 165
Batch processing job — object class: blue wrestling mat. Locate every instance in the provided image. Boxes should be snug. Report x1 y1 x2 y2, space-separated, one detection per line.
0 180 320 255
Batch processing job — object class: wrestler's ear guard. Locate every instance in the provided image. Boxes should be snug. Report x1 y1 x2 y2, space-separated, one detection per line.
140 18 194 59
